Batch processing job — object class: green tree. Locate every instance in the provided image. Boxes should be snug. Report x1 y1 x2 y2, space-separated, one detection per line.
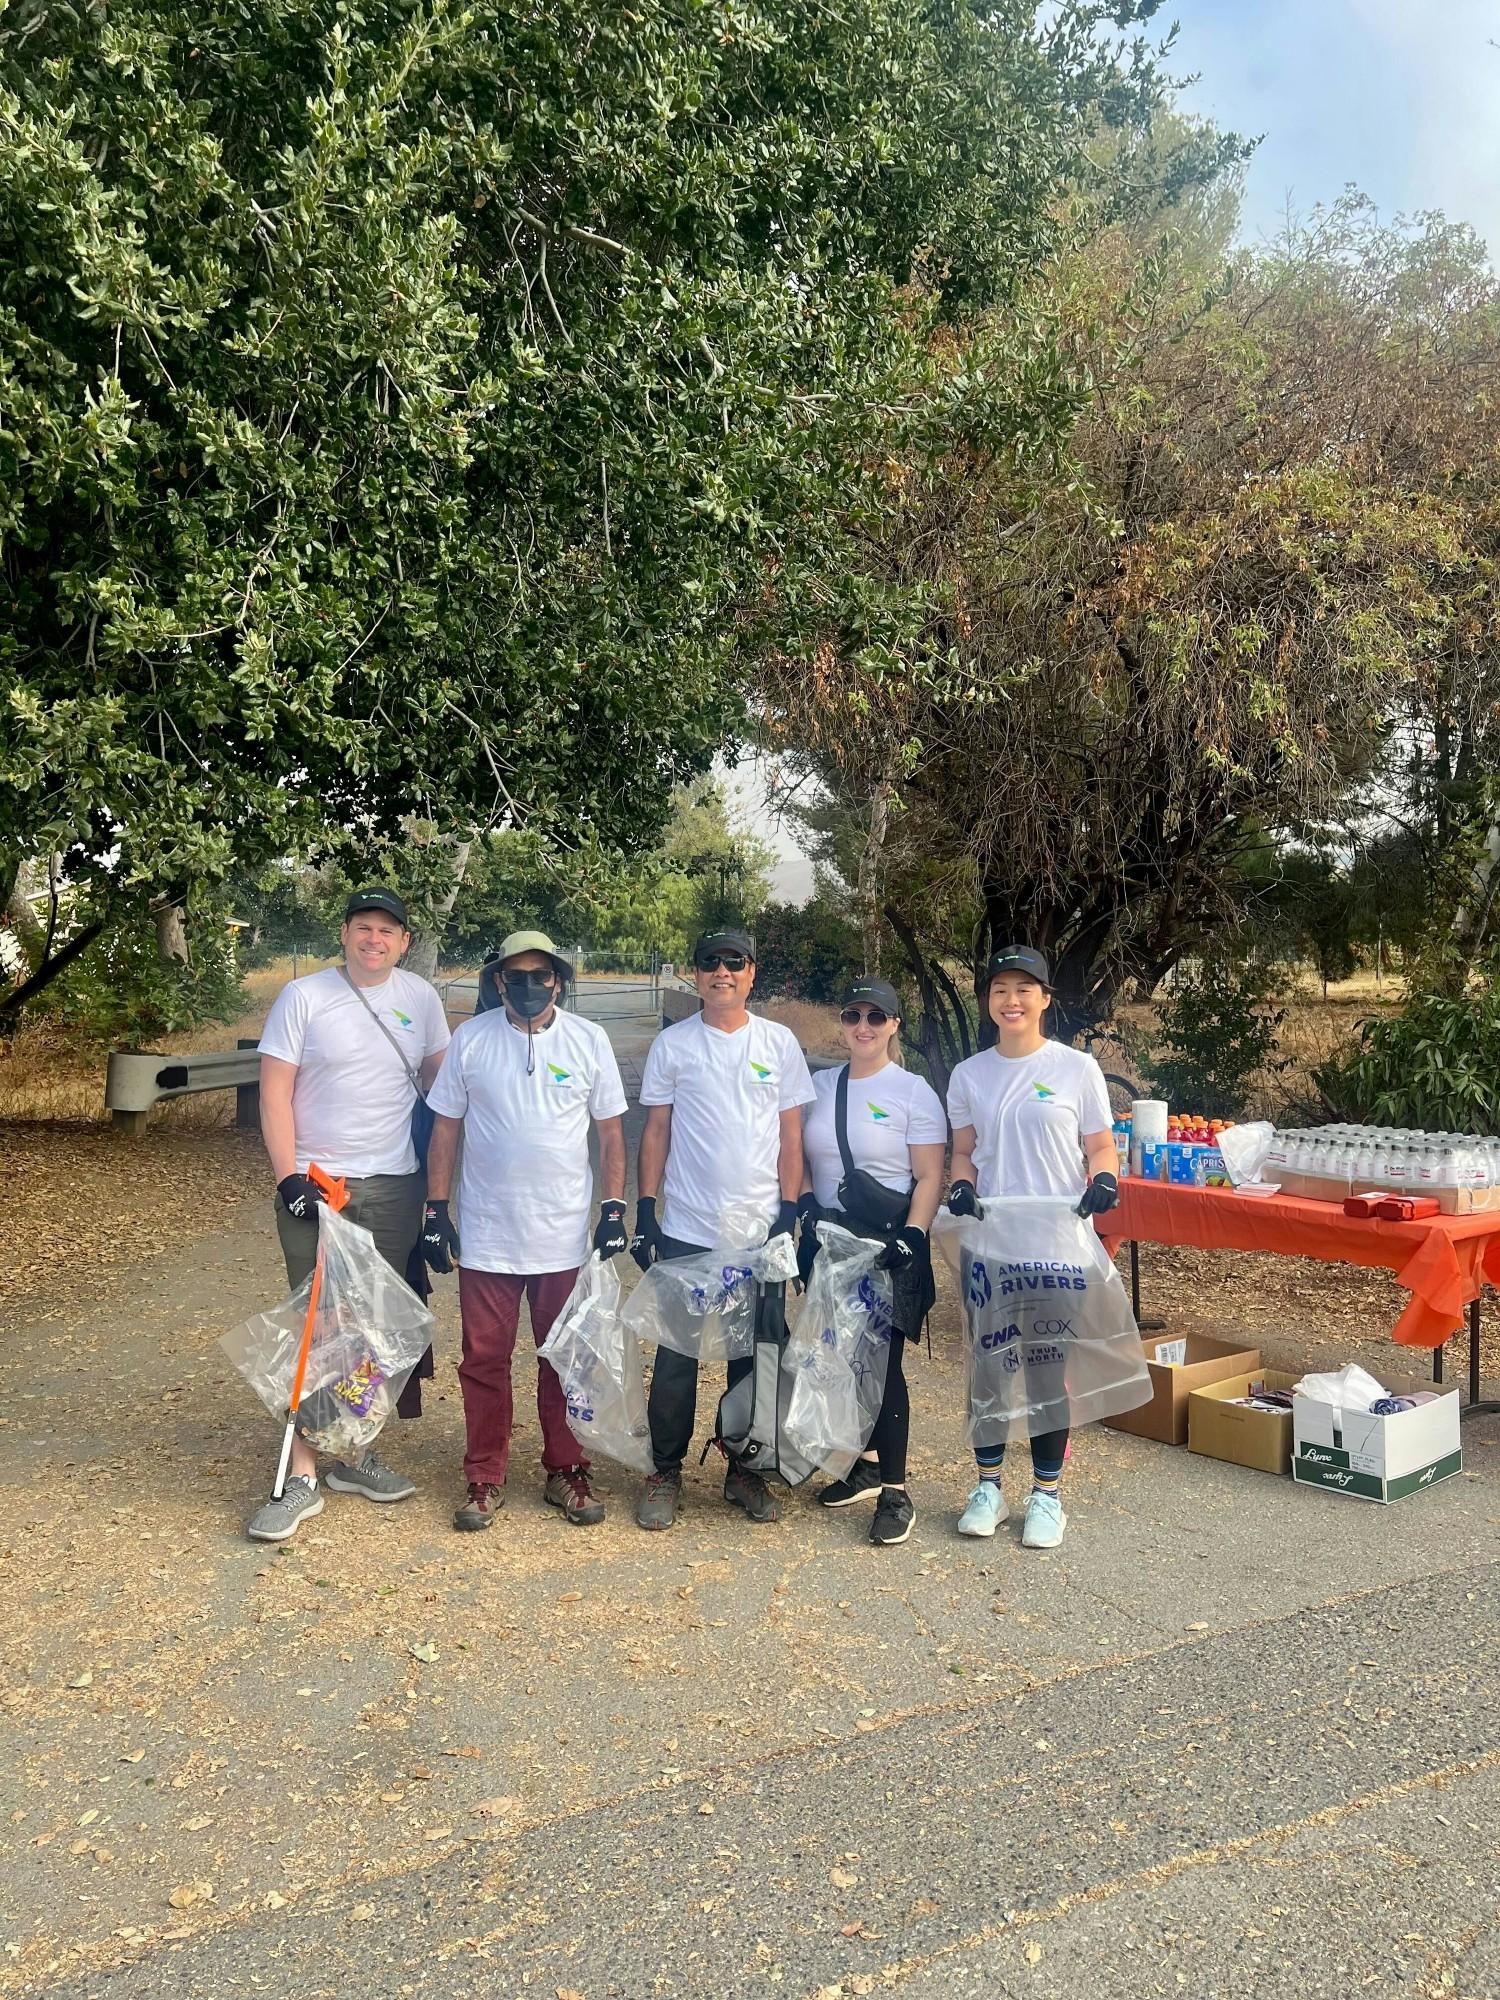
2 0 1180 1027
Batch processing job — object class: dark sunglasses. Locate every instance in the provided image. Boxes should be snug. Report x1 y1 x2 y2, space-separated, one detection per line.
501 967 555 987
840 1006 891 1027
696 953 748 973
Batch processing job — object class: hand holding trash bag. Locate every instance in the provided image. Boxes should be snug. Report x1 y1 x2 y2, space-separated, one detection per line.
877 1225 926 1274
538 1254 653 1473
421 1198 460 1273
593 1199 629 1259
278 1173 325 1221
1075 1172 1119 1219
946 1179 982 1219
630 1195 666 1271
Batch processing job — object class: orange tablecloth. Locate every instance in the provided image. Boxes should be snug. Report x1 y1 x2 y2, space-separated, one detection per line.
1098 1179 1500 1350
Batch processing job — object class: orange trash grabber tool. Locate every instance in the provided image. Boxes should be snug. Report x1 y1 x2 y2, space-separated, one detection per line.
270 1163 350 1500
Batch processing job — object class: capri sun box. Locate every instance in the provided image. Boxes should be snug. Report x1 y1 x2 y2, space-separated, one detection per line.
1291 1376 1462 1503
1104 1333 1262 1446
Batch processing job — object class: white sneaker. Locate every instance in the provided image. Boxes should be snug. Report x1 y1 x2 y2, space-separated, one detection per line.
1021 1490 1067 1549
956 1480 1007 1538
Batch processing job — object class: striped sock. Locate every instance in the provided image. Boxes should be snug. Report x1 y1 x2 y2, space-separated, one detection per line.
1030 1466 1062 1495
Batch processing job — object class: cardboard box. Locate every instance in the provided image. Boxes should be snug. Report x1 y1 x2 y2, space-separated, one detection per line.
1104 1332 1263 1445
1291 1374 1462 1502
1188 1369 1301 1475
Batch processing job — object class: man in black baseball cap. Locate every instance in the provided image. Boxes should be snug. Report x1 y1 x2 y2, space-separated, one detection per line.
691 927 756 967
982 945 1052 989
345 886 410 928
248 882 449 1543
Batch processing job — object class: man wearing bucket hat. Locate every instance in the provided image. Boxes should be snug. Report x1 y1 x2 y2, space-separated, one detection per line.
423 931 629 1530
630 927 816 1530
944 944 1119 1549
248 887 451 1542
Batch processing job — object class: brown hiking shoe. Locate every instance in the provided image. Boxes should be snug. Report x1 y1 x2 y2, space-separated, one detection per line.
724 1461 780 1523
635 1470 682 1531
544 1466 605 1526
453 1481 504 1531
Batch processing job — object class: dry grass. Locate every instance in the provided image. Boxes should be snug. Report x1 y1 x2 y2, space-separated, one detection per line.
759 996 846 1061
0 958 340 1128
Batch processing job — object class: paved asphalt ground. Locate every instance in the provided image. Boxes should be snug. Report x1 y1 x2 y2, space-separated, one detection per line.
4 980 1498 2000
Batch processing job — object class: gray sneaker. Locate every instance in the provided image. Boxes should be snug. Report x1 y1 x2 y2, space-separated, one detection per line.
635 1470 682 1531
324 1452 417 1503
247 1476 324 1543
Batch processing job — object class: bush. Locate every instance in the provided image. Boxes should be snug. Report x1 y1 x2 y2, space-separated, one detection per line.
34 900 245 1045
751 903 864 1003
1142 958 1287 1119
1314 987 1500 1132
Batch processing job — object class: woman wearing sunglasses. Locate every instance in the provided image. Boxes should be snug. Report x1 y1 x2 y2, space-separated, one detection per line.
797 979 947 1546
944 946 1119 1549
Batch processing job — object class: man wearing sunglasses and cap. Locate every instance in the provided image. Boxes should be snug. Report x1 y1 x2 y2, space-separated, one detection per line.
422 932 629 1530
248 887 451 1542
631 928 816 1529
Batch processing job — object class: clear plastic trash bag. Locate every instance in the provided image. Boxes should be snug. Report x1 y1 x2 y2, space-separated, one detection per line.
537 1254 654 1474
221 1205 436 1458
933 1197 1151 1448
783 1222 895 1477
622 1202 799 1366
1216 1120 1275 1186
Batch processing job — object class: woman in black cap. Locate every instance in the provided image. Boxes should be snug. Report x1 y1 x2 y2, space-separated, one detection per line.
944 946 1120 1549
797 979 947 1545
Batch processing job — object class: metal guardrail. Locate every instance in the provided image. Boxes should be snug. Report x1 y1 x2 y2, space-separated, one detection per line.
105 1040 262 1135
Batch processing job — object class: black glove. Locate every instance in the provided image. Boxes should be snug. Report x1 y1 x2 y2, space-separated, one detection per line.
946 1178 983 1219
593 1199 628 1259
630 1196 666 1272
795 1194 822 1287
1076 1171 1120 1219
421 1198 461 1273
278 1173 325 1222
878 1224 927 1274
771 1197 798 1243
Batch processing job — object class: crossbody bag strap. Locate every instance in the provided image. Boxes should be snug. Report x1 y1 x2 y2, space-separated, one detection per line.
338 967 427 1102
834 1063 857 1185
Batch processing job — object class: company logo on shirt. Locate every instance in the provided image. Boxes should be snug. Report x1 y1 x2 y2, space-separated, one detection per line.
1032 1082 1057 1100
867 1102 891 1121
546 1061 571 1085
391 1008 415 1032
748 1059 775 1084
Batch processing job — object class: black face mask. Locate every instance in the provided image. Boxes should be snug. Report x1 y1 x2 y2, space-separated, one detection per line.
501 972 554 1021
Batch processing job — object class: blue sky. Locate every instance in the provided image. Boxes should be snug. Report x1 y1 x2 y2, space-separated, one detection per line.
1169 0 1500 257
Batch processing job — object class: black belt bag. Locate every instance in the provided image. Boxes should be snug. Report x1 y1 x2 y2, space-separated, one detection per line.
834 1064 912 1232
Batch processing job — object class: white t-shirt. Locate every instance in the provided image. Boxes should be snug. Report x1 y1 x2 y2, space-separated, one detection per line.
258 966 451 1177
802 1062 949 1211
639 1012 816 1247
426 1008 628 1275
946 1041 1113 1201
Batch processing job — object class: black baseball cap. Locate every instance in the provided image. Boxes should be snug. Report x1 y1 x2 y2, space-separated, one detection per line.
984 945 1052 988
693 928 756 966
345 887 409 927
840 977 902 1016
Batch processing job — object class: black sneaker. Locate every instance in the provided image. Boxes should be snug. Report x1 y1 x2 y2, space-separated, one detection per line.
870 1488 915 1546
723 1461 780 1523
818 1458 884 1508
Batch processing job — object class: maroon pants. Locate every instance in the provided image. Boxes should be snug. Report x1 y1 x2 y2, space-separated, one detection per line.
457 1267 583 1486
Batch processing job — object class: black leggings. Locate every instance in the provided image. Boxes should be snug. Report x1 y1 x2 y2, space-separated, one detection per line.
867 1335 911 1485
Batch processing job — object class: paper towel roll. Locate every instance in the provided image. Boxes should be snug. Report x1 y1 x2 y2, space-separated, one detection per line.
1131 1098 1168 1175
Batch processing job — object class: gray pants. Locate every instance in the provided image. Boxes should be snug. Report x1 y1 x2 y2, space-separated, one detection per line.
275 1171 425 1289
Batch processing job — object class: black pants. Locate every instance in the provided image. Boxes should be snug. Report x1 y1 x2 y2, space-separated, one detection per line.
645 1235 752 1475
866 1333 910 1484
